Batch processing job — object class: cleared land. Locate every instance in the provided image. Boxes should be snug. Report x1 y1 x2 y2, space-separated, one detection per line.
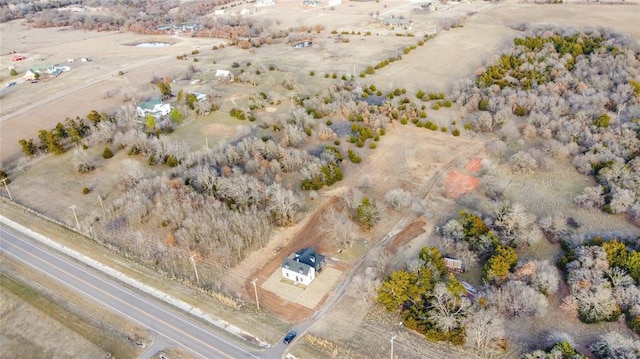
1 1 639 358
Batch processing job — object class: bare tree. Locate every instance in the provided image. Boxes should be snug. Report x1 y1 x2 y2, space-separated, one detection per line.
590 331 640 359
322 208 357 249
463 309 506 359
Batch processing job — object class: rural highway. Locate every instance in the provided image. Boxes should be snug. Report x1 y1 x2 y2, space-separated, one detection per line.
0 223 288 359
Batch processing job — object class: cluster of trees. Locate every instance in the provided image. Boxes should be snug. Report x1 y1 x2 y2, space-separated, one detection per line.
438 209 557 320
376 246 509 356
559 238 640 333
523 332 640 359
452 26 640 223
18 111 108 159
377 247 471 344
6 0 321 45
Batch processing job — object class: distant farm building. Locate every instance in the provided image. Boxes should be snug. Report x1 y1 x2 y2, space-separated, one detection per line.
444 257 464 273
136 99 172 118
293 40 313 49
190 91 208 102
461 281 477 301
282 247 324 286
381 16 411 27
302 0 321 7
256 0 276 5
215 69 234 82
23 64 70 80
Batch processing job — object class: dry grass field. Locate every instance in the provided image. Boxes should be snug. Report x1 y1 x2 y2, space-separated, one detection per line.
1 0 639 358
1 253 150 359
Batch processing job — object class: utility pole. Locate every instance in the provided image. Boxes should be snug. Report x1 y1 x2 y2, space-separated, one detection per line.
251 278 260 310
189 254 200 284
69 205 80 230
390 334 396 359
1 178 12 201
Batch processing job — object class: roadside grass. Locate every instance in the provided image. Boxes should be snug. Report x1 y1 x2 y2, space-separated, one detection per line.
0 199 289 345
1 257 146 359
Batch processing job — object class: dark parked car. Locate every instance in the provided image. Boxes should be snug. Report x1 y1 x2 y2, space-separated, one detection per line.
283 330 297 344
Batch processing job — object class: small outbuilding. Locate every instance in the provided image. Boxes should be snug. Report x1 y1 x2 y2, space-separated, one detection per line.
444 257 464 273
293 40 313 49
215 69 234 82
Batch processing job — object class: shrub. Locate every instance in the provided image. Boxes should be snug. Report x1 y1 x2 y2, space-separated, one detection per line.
452 128 460 136
369 142 377 149
165 155 179 167
593 114 610 128
102 147 114 159
10 68 17 76
514 106 526 117
478 98 490 111
444 100 452 107
309 70 315 76
440 126 447 132
365 66 375 74
82 187 90 195
379 128 386 136
356 197 380 230
400 118 408 125
348 149 362 163
232 62 240 68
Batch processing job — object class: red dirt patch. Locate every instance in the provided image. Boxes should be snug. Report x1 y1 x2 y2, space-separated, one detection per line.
464 157 483 173
243 197 343 324
389 219 426 252
444 171 479 199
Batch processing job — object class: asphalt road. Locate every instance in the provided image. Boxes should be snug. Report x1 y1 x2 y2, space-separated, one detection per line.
0 223 277 359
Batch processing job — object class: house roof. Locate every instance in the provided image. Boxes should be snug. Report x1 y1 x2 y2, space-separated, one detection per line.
138 99 165 110
282 258 312 276
281 247 324 274
294 247 324 270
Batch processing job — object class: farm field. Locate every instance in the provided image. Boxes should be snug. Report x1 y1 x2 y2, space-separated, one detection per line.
1 0 639 358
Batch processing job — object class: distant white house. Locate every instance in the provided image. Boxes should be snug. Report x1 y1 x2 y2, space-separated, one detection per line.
293 40 313 49
215 69 234 82
281 247 324 286
256 0 276 6
190 91 208 102
23 64 70 80
136 99 172 118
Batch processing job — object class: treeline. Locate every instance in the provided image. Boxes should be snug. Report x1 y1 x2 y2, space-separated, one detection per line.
452 25 640 224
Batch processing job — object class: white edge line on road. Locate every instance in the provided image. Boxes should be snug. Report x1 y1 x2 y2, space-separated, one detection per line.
0 216 270 352
1 233 261 359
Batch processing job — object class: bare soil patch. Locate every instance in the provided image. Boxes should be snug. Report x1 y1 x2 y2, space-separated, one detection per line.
389 219 426 252
233 197 342 323
445 170 480 199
